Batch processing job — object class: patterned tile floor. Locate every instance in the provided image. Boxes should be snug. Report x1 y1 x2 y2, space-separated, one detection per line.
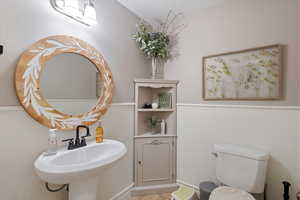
131 193 172 200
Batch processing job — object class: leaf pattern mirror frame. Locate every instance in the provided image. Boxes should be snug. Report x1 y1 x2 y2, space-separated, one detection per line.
15 35 114 130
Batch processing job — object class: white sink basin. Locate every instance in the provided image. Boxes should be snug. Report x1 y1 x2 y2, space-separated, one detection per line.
34 139 127 200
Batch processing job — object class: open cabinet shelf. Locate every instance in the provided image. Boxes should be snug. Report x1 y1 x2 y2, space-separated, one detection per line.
138 108 175 112
133 79 179 192
134 79 178 137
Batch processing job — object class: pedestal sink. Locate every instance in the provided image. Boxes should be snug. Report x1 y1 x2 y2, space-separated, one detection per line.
34 139 127 200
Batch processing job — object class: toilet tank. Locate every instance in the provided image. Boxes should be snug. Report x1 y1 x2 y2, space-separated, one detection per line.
214 144 269 194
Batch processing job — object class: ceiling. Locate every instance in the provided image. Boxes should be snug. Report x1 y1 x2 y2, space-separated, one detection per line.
117 0 225 22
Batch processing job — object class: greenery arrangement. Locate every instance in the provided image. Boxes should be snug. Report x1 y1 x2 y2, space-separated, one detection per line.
148 116 161 132
133 24 170 59
133 11 185 61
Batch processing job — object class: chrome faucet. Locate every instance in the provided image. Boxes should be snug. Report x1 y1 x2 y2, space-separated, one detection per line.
62 125 91 150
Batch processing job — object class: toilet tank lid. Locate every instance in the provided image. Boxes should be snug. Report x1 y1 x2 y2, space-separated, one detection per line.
214 144 270 161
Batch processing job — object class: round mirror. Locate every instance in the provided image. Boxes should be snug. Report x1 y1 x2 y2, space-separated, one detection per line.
15 35 114 130
41 53 100 115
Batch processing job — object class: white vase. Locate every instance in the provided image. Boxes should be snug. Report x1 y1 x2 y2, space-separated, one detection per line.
151 58 158 79
151 58 165 79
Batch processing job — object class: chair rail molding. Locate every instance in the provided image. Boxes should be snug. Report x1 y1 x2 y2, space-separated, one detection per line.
177 103 300 110
1 103 300 112
0 103 135 112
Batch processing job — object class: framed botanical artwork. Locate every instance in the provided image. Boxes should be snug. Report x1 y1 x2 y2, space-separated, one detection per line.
202 44 282 100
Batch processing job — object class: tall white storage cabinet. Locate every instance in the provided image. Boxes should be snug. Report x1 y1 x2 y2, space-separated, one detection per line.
133 79 179 195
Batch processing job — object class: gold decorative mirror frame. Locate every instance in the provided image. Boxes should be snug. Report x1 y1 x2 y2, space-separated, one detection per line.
15 35 114 130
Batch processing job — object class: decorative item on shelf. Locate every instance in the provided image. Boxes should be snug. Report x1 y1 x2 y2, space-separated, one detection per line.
148 116 161 134
151 58 159 79
203 44 282 100
151 102 159 109
142 103 152 109
159 93 172 108
160 120 166 135
133 11 186 79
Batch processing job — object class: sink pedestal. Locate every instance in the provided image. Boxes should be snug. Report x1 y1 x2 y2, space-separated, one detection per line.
69 177 98 200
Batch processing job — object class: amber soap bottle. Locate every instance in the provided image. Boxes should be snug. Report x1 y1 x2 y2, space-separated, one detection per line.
95 121 104 143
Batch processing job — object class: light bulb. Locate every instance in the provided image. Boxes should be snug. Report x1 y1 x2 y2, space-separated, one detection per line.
51 0 98 26
64 0 82 17
55 0 65 8
83 0 97 25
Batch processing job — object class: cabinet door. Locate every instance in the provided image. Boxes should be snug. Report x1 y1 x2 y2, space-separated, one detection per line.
135 137 175 186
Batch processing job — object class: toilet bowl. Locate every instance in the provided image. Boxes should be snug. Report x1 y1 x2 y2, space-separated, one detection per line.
209 186 256 200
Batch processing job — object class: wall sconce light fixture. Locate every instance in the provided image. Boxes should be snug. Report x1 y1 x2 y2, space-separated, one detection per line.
50 0 97 26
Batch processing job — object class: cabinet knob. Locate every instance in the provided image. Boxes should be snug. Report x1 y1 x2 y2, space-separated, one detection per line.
138 161 142 165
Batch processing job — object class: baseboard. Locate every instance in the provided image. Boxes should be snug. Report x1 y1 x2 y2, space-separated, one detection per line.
176 180 199 192
110 183 134 200
131 183 179 196
111 181 198 199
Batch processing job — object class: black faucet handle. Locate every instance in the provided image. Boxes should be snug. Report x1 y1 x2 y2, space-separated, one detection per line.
62 138 74 150
62 138 74 143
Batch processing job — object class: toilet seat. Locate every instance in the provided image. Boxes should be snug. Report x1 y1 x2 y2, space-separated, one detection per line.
209 186 256 200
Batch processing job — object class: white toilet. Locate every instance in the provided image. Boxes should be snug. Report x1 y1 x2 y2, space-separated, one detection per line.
210 186 256 200
212 144 270 199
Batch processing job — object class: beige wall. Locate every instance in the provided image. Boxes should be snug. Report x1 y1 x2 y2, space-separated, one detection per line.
165 0 299 106
1 1 300 200
298 0 300 104
0 104 134 200
0 0 149 106
0 0 144 199
163 1 300 199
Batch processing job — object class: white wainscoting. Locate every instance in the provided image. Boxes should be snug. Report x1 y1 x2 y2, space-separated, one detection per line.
177 104 300 200
0 103 300 200
0 103 134 200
